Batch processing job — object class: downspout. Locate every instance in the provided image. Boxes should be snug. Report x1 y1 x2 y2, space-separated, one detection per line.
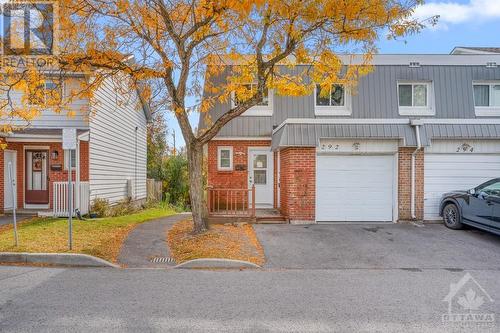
411 121 422 220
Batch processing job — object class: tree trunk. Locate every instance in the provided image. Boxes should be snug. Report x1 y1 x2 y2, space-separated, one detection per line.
187 143 207 234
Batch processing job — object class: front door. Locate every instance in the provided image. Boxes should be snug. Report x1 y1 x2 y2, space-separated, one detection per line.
3 150 17 210
25 150 49 205
248 148 273 208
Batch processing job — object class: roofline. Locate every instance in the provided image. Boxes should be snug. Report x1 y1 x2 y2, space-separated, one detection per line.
451 47 500 55
214 54 500 67
272 118 500 135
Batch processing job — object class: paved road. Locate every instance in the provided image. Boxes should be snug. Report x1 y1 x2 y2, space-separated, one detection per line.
0 266 499 332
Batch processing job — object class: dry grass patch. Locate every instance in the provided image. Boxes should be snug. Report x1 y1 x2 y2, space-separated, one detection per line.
0 207 176 263
167 220 265 266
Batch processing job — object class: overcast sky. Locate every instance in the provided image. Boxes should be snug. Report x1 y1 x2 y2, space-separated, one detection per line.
166 0 500 149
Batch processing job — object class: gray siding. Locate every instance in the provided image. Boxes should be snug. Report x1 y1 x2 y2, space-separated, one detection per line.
423 124 500 140
272 124 418 150
200 65 500 138
89 75 148 204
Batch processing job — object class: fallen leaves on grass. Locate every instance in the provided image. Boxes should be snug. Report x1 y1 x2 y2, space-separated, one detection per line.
167 220 265 266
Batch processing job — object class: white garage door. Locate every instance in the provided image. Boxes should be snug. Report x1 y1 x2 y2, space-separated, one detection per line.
316 155 395 222
424 140 500 220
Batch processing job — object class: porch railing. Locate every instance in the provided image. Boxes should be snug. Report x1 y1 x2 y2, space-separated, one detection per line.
207 185 255 217
53 181 90 217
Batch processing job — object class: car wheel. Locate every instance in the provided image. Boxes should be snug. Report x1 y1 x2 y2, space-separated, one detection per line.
443 203 463 230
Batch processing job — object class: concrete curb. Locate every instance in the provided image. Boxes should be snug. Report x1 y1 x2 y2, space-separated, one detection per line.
174 258 261 269
0 252 119 268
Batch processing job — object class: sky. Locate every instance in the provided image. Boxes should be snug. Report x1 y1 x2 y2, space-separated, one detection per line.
166 0 500 148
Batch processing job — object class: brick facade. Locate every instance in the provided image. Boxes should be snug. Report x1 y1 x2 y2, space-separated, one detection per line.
207 140 426 223
0 141 89 212
398 147 424 221
279 147 316 222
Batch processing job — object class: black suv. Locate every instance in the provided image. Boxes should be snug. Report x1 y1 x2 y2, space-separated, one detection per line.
440 178 500 236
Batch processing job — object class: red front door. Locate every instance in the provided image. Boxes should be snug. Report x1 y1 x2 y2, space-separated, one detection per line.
25 150 49 204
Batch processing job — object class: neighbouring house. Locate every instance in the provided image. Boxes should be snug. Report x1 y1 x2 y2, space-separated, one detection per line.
200 47 500 224
0 73 150 217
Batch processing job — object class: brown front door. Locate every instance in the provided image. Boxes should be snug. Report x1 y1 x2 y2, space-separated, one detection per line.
25 150 49 204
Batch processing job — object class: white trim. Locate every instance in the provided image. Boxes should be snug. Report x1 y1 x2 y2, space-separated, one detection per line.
230 86 274 117
6 137 62 143
213 137 271 141
247 146 274 208
4 150 18 210
472 81 500 116
421 119 500 124
217 146 233 171
314 84 352 116
397 81 435 116
24 204 49 209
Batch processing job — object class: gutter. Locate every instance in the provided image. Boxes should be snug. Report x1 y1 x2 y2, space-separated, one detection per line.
410 120 423 220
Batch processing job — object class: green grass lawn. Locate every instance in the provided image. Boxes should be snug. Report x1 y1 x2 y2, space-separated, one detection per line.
0 207 177 263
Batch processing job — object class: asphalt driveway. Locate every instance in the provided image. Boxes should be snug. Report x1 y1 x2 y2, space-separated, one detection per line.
254 223 500 270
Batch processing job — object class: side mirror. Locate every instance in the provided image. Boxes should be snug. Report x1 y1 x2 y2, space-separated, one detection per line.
468 188 476 195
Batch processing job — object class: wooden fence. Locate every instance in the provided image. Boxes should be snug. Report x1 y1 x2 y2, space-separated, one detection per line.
147 179 163 202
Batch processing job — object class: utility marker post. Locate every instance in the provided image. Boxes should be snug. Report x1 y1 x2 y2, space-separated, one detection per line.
63 128 77 250
8 162 18 246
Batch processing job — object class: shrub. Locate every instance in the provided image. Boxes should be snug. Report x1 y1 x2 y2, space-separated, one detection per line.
108 199 138 217
90 198 110 217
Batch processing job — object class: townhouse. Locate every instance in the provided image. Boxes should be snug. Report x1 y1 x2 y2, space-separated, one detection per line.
200 48 500 224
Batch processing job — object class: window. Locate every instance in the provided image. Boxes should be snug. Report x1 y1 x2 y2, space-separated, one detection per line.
314 84 351 116
217 146 233 171
397 81 434 115
28 79 62 106
231 84 273 116
64 150 76 170
473 82 500 116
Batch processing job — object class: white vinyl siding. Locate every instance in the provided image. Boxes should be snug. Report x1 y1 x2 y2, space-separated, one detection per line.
0 76 90 129
89 75 147 204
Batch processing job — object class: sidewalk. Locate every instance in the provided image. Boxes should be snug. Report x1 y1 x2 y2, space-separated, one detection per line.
117 213 190 268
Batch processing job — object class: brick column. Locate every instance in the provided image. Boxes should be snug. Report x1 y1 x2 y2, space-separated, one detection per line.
398 147 424 221
279 147 316 223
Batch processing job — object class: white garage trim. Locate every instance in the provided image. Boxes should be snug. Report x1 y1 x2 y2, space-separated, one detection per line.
424 140 500 220
315 140 399 223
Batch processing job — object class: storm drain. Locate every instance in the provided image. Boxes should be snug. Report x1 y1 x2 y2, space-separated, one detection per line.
150 257 176 264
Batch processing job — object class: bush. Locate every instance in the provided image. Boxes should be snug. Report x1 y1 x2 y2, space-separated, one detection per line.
90 198 110 217
108 199 138 217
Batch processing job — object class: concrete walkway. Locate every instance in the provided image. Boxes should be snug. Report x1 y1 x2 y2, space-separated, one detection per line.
117 213 190 268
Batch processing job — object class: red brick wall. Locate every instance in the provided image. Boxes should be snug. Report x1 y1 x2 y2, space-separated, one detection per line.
0 141 89 212
398 147 424 220
207 140 276 209
279 147 316 222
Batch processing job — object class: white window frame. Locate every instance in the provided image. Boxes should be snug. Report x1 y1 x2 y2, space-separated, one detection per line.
64 149 76 170
230 84 273 116
28 79 64 107
397 81 434 116
217 146 233 171
473 81 500 116
314 84 352 116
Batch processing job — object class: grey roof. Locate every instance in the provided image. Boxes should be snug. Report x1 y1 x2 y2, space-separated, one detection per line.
271 123 419 150
0 128 89 137
453 47 500 54
423 124 500 142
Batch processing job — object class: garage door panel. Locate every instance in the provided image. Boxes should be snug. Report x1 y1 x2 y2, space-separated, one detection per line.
316 155 395 222
424 152 500 220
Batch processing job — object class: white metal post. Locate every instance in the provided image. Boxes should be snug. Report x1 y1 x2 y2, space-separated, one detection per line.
8 162 18 246
68 149 73 250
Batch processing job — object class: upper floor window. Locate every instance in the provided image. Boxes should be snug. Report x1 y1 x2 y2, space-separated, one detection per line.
314 84 351 116
231 83 273 116
397 81 434 116
217 146 233 171
473 82 500 116
28 79 62 106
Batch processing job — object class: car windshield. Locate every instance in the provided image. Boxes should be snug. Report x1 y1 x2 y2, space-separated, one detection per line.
478 181 500 196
